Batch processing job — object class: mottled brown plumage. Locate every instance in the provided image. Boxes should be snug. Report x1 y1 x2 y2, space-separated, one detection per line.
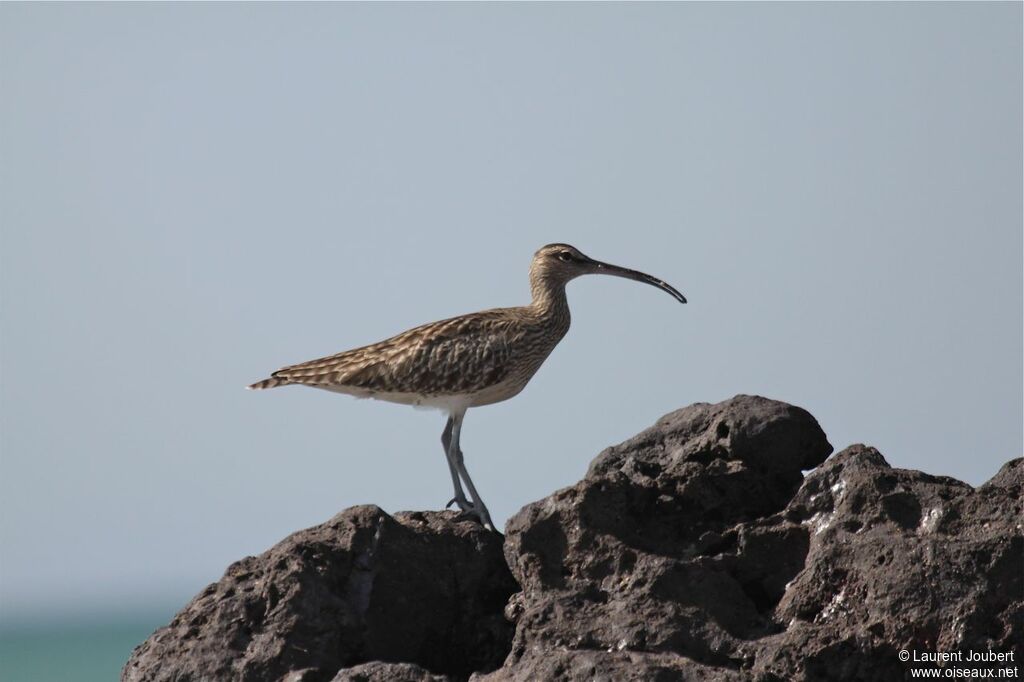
250 307 563 407
248 243 686 529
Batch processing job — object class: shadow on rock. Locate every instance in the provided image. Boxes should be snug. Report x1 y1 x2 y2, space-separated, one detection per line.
122 508 517 682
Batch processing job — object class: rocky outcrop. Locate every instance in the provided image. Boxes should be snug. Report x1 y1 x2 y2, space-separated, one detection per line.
757 447 1022 680
489 395 1021 680
489 395 834 680
122 507 515 682
124 396 1022 682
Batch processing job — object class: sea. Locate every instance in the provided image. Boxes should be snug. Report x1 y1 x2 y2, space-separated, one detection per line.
0 614 171 682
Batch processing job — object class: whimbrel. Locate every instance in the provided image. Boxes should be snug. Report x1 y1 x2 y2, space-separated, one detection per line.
248 244 686 530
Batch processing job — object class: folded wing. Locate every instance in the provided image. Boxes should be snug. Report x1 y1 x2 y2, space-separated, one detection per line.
267 310 522 396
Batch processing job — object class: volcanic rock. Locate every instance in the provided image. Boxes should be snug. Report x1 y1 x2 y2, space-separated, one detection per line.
757 446 1023 679
124 396 1022 682
122 507 516 682
487 396 1021 680
329 661 452 681
488 395 833 679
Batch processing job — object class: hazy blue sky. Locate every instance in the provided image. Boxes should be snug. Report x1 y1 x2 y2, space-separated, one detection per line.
1 3 1020 626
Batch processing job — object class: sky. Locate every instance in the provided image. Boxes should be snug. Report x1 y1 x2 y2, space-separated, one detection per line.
1 3 1020 626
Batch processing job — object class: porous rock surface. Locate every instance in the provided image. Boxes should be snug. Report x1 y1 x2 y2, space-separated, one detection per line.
122 507 514 682
487 396 1021 680
124 396 1022 682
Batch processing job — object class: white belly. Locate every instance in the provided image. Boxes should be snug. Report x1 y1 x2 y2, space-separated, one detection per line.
313 375 528 412
313 384 474 413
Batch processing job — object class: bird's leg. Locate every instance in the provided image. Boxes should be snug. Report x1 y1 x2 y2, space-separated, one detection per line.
448 412 496 531
441 415 472 512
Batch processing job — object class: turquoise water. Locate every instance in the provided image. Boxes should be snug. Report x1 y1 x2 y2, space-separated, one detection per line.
0 620 164 682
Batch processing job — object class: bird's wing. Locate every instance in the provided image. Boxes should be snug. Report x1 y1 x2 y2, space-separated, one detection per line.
270 310 522 395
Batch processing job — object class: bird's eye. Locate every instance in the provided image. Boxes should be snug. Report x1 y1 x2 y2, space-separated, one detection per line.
558 252 573 262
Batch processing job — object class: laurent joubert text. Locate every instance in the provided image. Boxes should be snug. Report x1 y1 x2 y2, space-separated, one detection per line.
901 649 1018 679
902 651 1016 664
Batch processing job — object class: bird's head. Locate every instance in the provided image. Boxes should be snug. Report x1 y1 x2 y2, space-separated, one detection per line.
530 243 687 303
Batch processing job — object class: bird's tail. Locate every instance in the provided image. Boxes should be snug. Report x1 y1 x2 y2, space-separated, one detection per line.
247 375 293 390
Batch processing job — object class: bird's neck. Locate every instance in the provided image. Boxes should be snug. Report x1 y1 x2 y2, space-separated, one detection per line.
529 275 571 329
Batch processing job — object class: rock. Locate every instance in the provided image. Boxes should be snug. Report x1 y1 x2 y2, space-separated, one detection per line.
330 661 453 681
471 649 744 682
758 445 1023 678
281 663 452 682
122 507 517 682
125 396 1022 681
491 396 1021 680
491 395 833 679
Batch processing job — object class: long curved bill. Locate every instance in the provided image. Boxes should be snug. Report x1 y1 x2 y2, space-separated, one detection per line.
590 259 687 304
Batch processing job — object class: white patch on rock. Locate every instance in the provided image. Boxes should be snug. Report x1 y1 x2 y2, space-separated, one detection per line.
830 478 847 500
818 589 846 622
949 614 966 646
918 506 943 534
805 511 835 535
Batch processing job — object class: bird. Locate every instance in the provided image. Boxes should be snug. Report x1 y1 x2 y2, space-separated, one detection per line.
248 243 686 530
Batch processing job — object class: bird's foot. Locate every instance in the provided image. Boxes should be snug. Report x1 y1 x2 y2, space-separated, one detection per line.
453 506 497 532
